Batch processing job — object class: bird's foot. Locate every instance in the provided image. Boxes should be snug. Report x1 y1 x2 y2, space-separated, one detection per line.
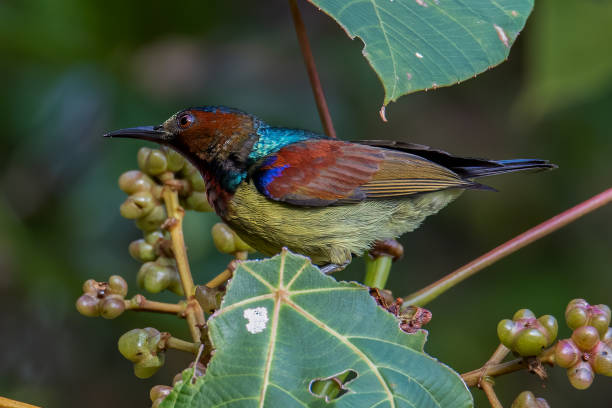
368 239 404 261
319 261 350 275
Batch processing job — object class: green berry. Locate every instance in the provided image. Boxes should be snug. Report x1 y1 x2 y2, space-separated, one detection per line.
537 315 558 343
554 339 581 368
513 309 536 320
195 285 222 313
567 361 594 390
591 342 612 376
603 328 612 346
108 275 128 297
101 295 125 319
150 385 172 403
135 204 167 232
144 149 168 176
511 391 550 408
118 327 164 377
184 165 206 192
76 294 100 317
566 306 588 330
118 170 155 195
144 230 165 245
572 326 600 351
497 319 515 346
138 263 172 293
590 305 611 337
129 239 157 262
138 147 153 172
212 223 237 254
185 192 213 212
514 328 548 356
120 191 156 219
133 354 165 379
162 147 185 172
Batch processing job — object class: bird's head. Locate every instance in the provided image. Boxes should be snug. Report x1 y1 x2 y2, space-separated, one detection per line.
104 106 261 170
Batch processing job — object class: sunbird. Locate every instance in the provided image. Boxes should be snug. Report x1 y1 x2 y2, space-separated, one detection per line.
105 106 555 271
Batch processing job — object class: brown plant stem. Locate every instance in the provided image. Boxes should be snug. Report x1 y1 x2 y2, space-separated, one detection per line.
0 396 41 408
289 0 336 138
403 187 612 306
125 294 185 315
205 257 243 289
461 359 526 387
481 379 504 408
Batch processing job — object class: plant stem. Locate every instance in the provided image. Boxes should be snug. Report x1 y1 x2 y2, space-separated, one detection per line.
165 336 201 354
461 359 526 387
162 187 195 297
289 0 336 139
403 187 612 306
481 379 504 408
125 294 185 315
0 396 41 408
363 255 393 289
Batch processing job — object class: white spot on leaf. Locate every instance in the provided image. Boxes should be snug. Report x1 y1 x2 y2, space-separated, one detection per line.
511 10 518 17
493 24 509 48
406 72 413 80
415 0 428 7
415 52 424 59
244 307 269 334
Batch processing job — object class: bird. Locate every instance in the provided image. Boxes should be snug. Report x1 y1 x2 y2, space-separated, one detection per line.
105 106 556 272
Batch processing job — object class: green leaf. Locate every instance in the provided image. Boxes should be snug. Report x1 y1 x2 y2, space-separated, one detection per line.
309 0 533 107
161 250 472 408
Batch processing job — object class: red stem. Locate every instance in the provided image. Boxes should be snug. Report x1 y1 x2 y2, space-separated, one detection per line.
404 187 612 306
289 0 337 138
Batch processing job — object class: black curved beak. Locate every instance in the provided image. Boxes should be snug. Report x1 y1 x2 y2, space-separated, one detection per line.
104 126 171 143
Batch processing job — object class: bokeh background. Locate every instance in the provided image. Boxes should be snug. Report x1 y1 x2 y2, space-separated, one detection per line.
1 0 611 407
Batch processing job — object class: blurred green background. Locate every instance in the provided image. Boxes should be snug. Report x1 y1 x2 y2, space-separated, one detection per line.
1 0 611 407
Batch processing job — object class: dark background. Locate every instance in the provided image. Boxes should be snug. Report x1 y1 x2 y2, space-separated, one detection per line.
1 0 611 407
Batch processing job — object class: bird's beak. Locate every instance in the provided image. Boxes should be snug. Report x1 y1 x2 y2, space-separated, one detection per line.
104 126 172 143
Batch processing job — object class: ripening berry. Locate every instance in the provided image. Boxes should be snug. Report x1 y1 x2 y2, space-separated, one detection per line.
497 310 557 356
591 341 612 376
537 315 558 341
554 339 581 368
108 275 128 297
211 223 254 254
513 309 536 320
76 294 101 317
185 191 213 212
118 327 165 378
571 326 600 351
138 262 172 293
497 319 515 346
120 191 156 219
118 170 155 195
567 361 594 390
100 295 125 319
163 147 185 172
144 230 165 245
150 385 172 403
128 239 157 262
511 391 550 408
513 328 549 357
82 279 98 294
565 299 611 337
135 204 167 232
603 328 612 347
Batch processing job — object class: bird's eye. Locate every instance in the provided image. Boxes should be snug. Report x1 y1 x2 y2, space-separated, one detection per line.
177 112 195 129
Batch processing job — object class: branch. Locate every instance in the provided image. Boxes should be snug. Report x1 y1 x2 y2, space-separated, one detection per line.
289 0 336 138
461 359 526 387
403 187 612 306
125 294 185 315
481 380 504 408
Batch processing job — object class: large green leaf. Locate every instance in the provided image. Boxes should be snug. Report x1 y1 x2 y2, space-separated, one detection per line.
309 0 533 107
161 250 472 408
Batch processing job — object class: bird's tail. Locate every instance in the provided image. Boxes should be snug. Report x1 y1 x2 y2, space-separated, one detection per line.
456 159 557 179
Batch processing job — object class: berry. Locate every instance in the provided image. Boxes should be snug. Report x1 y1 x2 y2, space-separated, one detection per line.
135 204 167 232
565 299 611 336
591 341 612 376
118 327 165 379
138 262 172 293
497 309 557 356
76 294 100 317
118 170 155 195
185 192 213 212
144 230 165 245
120 191 156 219
513 309 536 320
211 223 254 254
571 326 600 351
129 239 157 262
567 361 594 390
554 339 581 368
108 275 128 297
511 391 550 408
82 279 99 294
513 328 548 357
162 147 185 172
101 295 125 319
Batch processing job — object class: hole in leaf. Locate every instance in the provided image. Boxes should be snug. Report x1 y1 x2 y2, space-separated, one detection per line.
308 369 358 402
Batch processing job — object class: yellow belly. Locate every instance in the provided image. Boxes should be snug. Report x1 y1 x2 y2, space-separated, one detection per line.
223 182 462 265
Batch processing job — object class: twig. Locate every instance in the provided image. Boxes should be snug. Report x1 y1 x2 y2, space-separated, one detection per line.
125 294 185 315
0 396 41 408
289 0 336 138
403 187 612 306
162 187 195 297
481 379 504 408
363 255 393 289
461 359 526 387
165 336 201 354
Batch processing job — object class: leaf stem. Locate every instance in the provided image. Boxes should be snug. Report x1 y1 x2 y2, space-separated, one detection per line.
125 294 185 315
289 0 336 138
363 255 393 289
165 336 201 354
403 187 612 306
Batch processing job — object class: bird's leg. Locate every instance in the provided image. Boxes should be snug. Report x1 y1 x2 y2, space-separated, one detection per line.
368 239 404 261
319 261 350 275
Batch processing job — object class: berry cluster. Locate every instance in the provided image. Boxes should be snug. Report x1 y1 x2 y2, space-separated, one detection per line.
118 327 166 379
511 391 549 408
497 309 558 356
120 147 213 295
554 299 612 389
76 276 128 319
